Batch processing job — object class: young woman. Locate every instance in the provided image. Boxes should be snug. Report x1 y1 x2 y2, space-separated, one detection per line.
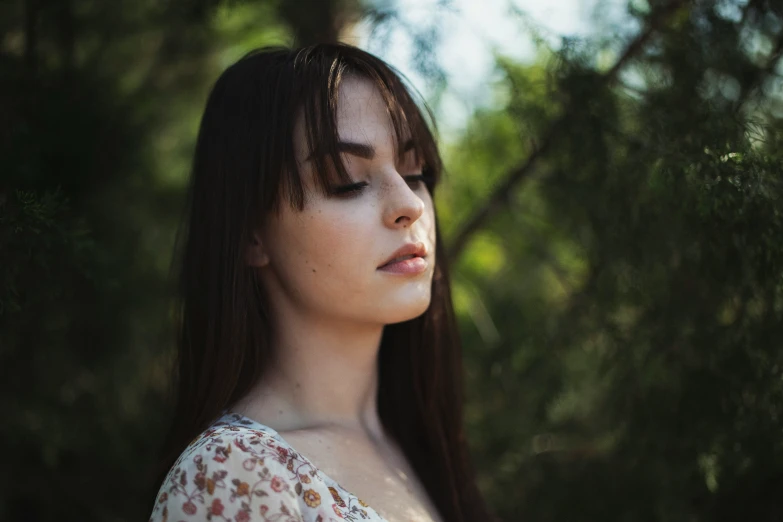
149 42 494 522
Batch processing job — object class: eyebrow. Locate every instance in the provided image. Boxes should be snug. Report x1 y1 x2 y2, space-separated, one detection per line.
306 138 416 162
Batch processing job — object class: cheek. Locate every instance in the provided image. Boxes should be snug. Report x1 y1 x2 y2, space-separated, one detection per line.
282 208 374 277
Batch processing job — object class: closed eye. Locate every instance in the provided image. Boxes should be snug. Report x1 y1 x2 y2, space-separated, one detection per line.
330 174 435 198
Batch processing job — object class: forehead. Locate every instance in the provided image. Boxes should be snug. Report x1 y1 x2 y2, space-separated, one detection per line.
334 76 391 138
293 75 410 160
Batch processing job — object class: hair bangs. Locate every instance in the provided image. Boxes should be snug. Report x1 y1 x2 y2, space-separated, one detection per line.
362 61 443 190
273 45 443 214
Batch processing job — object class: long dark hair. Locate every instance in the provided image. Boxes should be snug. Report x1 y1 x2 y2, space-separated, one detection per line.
154 42 494 522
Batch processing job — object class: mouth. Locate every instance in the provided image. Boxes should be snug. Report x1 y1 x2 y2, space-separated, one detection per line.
379 254 419 268
378 241 428 269
377 255 428 274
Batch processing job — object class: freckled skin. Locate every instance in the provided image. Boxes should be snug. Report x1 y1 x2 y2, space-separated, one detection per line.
250 75 436 329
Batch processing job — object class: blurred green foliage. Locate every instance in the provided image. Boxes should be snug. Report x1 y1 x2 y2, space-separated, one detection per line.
0 1 290 519
445 2 783 521
2 0 783 521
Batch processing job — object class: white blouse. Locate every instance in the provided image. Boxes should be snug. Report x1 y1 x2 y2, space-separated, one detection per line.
149 411 387 522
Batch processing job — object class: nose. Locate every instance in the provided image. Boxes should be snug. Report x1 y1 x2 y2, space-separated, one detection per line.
381 171 426 228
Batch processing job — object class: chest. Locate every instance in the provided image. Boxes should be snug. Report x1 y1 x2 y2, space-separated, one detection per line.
282 431 443 522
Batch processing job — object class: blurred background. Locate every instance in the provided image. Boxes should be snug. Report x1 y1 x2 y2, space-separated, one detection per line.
2 0 783 520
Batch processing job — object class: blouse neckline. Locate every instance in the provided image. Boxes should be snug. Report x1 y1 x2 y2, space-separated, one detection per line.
218 410 387 521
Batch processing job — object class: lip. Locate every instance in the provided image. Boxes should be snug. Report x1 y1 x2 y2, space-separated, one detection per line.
377 241 428 269
378 256 428 274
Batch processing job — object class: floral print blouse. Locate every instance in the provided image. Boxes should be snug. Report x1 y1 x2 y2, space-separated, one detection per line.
149 411 388 522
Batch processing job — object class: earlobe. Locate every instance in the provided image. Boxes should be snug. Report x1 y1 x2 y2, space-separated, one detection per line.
246 231 270 268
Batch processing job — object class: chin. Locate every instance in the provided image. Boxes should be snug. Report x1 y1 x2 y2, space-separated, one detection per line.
382 297 432 325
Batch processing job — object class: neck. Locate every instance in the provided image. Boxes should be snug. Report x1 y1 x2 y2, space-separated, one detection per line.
232 312 387 441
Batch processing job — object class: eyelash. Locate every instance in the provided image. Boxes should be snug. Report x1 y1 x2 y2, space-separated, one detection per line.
331 174 435 197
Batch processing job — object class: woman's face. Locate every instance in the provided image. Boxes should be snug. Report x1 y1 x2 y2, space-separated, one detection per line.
252 75 437 327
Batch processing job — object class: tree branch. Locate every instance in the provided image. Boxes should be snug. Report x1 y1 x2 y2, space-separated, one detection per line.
446 0 691 263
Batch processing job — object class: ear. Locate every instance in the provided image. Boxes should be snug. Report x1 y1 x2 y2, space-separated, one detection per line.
246 229 270 268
